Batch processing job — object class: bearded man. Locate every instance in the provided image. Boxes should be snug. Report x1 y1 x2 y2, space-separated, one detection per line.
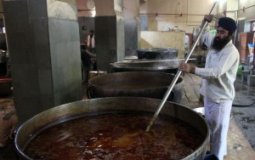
180 16 240 160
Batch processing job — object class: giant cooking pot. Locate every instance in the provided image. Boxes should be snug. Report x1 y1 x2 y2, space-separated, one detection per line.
88 71 183 102
137 48 178 59
15 97 209 160
110 60 179 73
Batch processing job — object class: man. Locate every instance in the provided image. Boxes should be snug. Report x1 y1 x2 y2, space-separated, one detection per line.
86 30 97 70
180 16 240 160
80 44 96 85
87 30 95 51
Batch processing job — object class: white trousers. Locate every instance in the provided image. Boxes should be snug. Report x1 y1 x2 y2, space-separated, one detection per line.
204 97 233 160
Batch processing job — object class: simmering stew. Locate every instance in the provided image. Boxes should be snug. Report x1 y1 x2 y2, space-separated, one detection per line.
24 113 203 160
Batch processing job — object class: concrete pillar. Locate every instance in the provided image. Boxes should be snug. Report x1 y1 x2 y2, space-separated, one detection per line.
94 0 125 72
3 0 82 122
124 0 140 56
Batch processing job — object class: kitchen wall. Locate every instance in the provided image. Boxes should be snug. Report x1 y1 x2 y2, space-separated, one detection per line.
76 0 96 17
238 0 255 20
140 0 217 33
139 0 255 33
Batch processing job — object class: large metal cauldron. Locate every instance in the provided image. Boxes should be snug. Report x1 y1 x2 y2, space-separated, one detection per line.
15 97 209 160
137 48 178 59
88 72 183 102
110 60 179 73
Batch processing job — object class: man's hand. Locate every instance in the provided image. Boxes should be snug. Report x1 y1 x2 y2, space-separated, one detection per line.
179 62 196 74
204 15 213 23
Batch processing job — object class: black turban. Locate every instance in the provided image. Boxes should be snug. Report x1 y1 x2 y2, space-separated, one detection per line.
218 17 237 33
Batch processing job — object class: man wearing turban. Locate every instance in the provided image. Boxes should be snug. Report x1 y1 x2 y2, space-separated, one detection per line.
180 16 240 160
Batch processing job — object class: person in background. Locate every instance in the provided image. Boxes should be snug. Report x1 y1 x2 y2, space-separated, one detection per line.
201 26 217 51
87 30 95 51
87 30 97 70
180 16 239 160
80 44 96 85
184 33 190 56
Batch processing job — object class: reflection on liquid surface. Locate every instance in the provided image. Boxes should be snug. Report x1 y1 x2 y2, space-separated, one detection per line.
25 113 203 160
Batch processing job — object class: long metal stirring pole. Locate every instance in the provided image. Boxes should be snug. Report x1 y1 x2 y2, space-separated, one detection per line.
146 2 217 132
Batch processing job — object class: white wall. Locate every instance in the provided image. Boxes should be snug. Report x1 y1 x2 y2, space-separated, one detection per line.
139 0 217 33
76 0 114 17
238 0 255 20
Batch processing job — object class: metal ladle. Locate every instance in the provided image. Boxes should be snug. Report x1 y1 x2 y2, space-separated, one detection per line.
146 2 218 132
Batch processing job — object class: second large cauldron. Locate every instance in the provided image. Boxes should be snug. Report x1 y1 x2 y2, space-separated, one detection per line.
88 71 183 102
110 60 179 73
137 48 178 59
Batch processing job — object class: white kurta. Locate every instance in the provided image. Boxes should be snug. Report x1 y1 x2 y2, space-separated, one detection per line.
194 40 239 160
195 40 240 103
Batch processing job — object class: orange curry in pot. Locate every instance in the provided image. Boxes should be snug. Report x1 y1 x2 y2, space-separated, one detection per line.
24 113 203 160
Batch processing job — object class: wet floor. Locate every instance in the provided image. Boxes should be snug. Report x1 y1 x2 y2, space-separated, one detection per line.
232 79 255 149
232 78 255 149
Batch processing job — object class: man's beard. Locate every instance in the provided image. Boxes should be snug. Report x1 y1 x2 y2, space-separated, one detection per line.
211 36 231 51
